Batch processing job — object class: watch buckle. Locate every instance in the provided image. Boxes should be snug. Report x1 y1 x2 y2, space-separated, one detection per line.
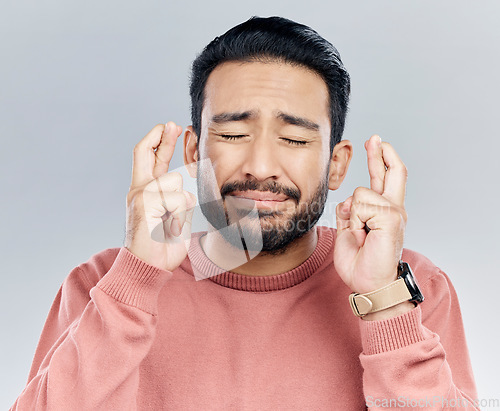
349 293 373 317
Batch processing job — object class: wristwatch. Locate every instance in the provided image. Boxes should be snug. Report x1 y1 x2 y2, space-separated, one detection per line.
349 261 424 317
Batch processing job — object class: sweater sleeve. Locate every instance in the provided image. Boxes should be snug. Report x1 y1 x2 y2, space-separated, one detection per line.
10 247 173 411
359 269 479 410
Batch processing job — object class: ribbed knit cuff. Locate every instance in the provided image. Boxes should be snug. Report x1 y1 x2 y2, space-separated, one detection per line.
96 247 173 315
360 306 426 355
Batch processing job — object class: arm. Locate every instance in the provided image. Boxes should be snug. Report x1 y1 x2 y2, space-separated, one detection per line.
11 247 172 411
12 122 194 410
360 269 478 410
334 136 477 409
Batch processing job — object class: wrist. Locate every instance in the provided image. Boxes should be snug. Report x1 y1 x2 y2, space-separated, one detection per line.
349 261 424 319
362 300 415 321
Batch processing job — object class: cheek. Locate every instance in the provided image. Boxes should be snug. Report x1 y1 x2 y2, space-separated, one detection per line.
203 145 242 187
290 157 325 197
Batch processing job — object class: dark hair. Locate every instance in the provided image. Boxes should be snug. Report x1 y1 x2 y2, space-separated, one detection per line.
189 16 351 155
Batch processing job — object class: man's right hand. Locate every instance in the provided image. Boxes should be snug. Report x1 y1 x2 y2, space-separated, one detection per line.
124 122 197 271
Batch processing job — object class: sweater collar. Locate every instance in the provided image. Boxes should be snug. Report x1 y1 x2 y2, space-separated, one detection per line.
183 226 334 292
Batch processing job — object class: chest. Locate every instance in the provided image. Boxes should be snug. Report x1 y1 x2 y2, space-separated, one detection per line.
136 282 366 409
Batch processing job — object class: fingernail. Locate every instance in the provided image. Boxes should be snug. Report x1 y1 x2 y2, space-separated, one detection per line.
171 218 181 237
376 135 382 146
164 123 171 134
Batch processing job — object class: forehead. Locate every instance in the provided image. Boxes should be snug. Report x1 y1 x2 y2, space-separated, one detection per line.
202 60 330 126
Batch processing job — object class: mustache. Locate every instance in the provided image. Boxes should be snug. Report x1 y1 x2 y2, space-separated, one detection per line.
220 180 301 203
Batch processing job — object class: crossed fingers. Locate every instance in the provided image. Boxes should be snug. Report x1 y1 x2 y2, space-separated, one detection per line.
337 135 408 234
365 135 407 207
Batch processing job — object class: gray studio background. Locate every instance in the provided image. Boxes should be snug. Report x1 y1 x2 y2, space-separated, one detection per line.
1 0 499 408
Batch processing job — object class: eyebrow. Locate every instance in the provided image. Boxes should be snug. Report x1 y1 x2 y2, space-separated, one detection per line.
210 110 320 132
211 111 256 123
276 112 320 132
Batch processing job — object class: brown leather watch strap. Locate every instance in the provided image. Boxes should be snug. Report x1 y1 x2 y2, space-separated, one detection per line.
349 278 412 317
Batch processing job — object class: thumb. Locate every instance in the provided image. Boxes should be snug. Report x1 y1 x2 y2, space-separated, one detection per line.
335 197 352 234
184 191 197 225
179 191 197 243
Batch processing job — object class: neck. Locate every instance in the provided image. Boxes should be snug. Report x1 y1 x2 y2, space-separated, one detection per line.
199 226 319 276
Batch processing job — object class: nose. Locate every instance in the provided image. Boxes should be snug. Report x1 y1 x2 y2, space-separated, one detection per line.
240 135 282 181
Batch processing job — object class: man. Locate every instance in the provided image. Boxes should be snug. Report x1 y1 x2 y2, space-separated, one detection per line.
12 16 478 410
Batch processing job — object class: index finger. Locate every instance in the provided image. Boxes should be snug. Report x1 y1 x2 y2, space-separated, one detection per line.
380 141 408 207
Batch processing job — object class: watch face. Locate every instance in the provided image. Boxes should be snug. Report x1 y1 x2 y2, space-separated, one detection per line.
398 262 425 303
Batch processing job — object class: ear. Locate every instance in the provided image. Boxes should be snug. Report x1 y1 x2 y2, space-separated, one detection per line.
183 125 198 178
327 140 353 190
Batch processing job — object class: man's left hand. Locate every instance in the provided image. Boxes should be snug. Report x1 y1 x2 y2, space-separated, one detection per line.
334 135 408 295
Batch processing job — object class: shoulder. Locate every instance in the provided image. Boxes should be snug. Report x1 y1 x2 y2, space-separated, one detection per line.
400 247 460 323
324 225 462 326
400 247 444 287
400 247 456 299
45 247 122 328
322 225 454 298
68 247 122 289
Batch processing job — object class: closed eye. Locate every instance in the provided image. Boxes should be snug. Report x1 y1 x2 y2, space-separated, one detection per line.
281 138 308 146
217 134 248 140
217 134 308 146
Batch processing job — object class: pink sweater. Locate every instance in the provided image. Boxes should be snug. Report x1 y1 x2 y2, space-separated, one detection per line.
12 226 478 410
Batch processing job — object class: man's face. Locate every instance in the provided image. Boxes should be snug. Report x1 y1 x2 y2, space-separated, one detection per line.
195 60 332 254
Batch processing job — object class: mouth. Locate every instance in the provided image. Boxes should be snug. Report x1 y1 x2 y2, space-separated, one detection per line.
226 191 289 210
229 191 288 202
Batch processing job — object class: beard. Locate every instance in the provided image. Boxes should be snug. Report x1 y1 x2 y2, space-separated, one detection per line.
197 161 329 256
